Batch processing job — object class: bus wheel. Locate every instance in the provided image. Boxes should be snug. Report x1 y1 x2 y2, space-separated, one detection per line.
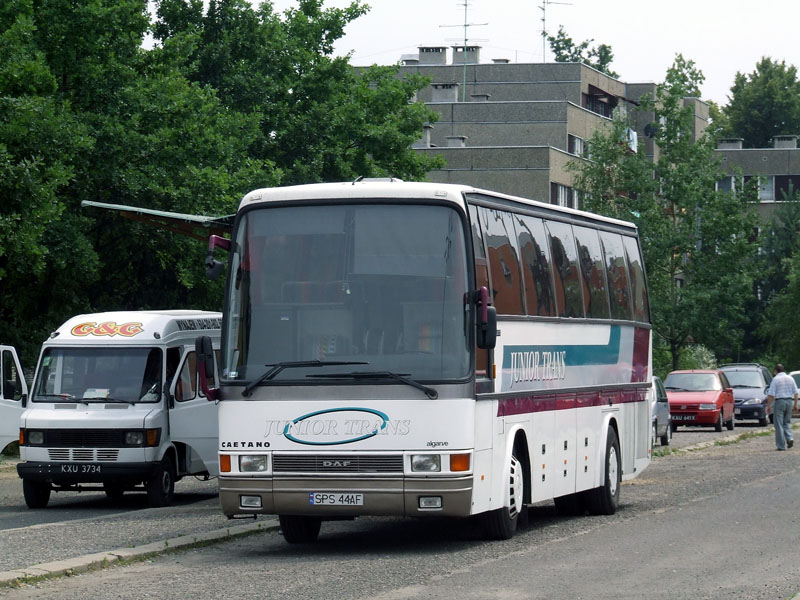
22 480 51 509
279 515 321 543
483 453 524 540
146 455 175 507
588 427 620 516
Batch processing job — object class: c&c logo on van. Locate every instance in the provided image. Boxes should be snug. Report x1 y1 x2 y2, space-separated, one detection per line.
71 322 144 337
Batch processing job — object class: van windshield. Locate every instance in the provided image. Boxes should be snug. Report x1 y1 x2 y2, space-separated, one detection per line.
33 347 163 404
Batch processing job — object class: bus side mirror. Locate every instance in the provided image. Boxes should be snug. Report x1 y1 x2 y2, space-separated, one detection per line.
475 286 497 350
195 335 219 401
205 235 231 280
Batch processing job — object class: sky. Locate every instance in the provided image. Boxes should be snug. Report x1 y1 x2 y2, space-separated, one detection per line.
269 0 800 107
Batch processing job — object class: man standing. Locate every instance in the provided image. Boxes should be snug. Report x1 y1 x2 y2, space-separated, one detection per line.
766 364 798 451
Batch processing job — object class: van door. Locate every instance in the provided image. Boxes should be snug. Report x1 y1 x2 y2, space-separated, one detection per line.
0 347 28 454
168 349 219 476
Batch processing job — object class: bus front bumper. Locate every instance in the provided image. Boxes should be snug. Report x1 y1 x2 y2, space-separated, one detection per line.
219 475 474 518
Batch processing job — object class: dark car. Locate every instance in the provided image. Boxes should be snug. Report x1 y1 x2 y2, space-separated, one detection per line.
664 369 735 432
719 363 772 426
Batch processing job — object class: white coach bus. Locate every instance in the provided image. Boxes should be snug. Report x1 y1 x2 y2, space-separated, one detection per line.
195 180 652 543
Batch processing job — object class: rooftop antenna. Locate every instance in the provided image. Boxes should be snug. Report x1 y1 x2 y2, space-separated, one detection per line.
540 0 572 62
441 1 487 101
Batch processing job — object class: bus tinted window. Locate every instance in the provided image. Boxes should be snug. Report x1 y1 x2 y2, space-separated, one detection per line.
623 236 649 322
479 207 524 315
516 215 556 317
468 204 490 378
599 231 633 320
546 221 584 318
573 225 610 319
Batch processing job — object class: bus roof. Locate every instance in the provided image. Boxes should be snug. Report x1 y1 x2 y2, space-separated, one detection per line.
47 310 222 345
239 180 638 232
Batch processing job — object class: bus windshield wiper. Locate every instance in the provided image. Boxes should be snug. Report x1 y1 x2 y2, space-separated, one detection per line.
242 360 368 397
307 371 438 399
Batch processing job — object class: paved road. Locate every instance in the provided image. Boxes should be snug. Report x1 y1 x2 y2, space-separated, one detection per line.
1 421 798 599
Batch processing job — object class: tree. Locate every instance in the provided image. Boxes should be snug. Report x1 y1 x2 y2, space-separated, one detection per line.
0 0 444 365
153 0 443 183
571 55 759 370
723 58 800 148
547 26 618 78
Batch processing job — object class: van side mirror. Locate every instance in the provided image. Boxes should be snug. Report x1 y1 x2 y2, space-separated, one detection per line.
195 335 219 401
474 286 497 350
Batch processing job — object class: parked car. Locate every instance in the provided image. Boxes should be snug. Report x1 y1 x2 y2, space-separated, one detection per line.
788 370 800 418
719 363 772 426
664 369 735 432
651 375 671 446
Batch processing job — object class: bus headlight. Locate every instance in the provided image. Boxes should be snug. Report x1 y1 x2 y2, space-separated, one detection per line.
411 454 441 472
239 455 268 472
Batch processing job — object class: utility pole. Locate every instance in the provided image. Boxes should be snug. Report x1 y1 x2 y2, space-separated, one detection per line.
441 1 487 101
540 0 572 62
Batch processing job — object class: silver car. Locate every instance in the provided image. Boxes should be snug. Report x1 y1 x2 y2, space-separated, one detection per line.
651 375 672 446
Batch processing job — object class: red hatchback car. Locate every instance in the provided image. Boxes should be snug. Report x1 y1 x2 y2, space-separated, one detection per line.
664 369 736 432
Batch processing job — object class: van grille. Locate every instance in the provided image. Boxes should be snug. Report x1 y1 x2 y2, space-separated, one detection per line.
272 454 403 474
41 429 125 448
47 448 120 462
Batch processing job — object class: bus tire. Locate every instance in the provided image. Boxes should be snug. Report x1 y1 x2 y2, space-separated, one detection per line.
588 427 620 516
146 455 175 507
22 479 51 509
279 515 322 543
483 453 524 540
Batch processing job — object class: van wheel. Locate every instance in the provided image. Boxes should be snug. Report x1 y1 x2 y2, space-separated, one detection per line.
146 455 175 507
483 453 525 540
588 427 621 515
23 480 51 509
279 515 321 543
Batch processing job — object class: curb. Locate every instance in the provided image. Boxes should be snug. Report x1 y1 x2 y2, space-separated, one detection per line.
0 518 280 588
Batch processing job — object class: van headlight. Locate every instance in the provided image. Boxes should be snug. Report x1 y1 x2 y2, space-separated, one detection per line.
26 430 45 446
124 431 145 446
239 455 268 472
411 454 441 472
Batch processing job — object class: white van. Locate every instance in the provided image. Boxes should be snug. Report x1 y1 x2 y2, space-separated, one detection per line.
16 310 221 508
1 345 28 455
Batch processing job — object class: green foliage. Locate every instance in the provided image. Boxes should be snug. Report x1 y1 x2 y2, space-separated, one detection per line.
572 55 759 371
0 0 440 366
722 58 800 148
546 26 618 78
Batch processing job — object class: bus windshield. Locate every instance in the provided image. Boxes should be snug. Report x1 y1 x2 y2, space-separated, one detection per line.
223 203 471 384
33 347 163 403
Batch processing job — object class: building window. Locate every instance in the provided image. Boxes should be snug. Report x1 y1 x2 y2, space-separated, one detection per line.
758 176 774 201
568 134 585 156
550 183 578 209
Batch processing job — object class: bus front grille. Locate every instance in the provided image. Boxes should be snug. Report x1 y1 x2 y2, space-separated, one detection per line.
272 454 403 474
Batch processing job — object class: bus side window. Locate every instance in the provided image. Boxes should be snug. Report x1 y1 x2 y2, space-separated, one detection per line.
573 226 611 319
545 221 584 318
468 204 490 379
516 215 556 317
623 236 649 323
599 232 633 320
478 207 524 315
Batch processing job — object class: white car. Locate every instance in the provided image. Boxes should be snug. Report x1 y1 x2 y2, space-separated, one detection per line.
651 375 672 446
